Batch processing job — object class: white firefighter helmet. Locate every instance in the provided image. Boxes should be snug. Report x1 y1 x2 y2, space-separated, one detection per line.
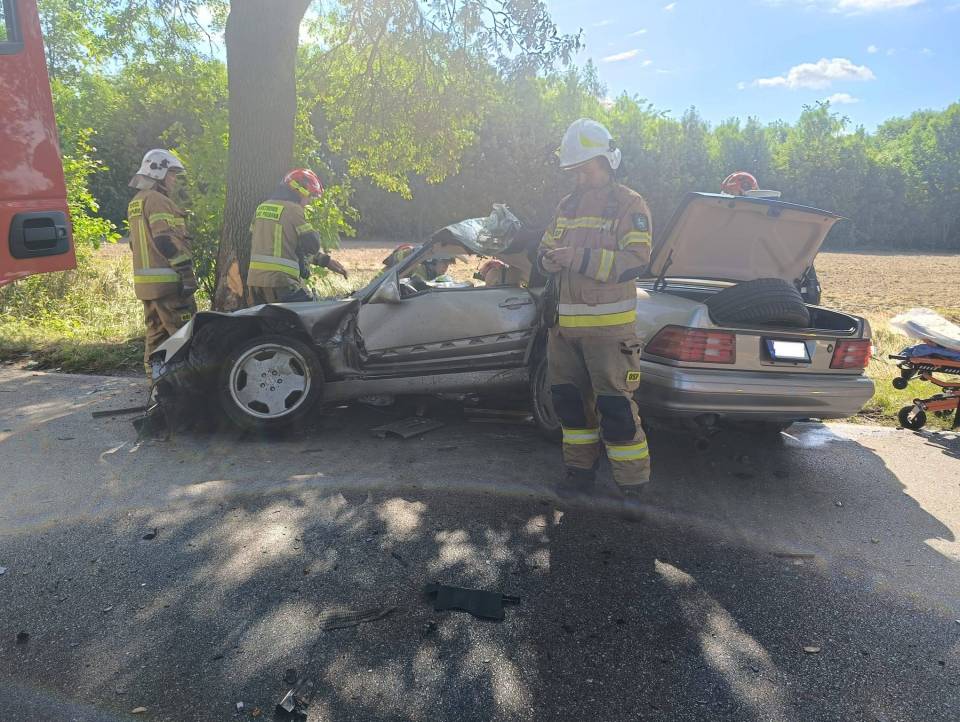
129 149 184 188
558 118 622 171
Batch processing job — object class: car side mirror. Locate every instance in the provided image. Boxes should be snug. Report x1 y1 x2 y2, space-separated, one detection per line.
368 270 402 305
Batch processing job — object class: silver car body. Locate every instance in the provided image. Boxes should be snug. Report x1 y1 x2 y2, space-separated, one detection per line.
152 193 874 430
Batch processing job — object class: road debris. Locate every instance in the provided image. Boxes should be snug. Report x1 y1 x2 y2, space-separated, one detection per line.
131 707 147 714
871 538 880 544
0 566 6 576
319 606 396 631
835 501 843 507
803 645 822 654
390 551 409 568
236 701 244 712
251 708 262 718
101 606 113 613
464 408 533 425
771 551 817 560
91 406 144 419
15 631 29 645
284 668 298 685
371 417 445 439
424 582 520 621
142 528 158 541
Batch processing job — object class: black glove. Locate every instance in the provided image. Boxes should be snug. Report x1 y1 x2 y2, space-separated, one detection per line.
298 255 311 280
177 265 197 296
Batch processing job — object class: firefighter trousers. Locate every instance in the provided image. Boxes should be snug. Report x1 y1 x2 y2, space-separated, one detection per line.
547 328 650 488
142 292 196 372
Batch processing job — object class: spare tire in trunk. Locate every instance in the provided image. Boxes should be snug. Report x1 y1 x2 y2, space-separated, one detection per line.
705 278 810 327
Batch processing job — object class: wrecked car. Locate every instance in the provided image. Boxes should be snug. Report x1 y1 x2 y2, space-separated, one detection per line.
150 193 874 438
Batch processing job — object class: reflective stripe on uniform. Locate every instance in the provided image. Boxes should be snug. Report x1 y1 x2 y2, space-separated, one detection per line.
606 441 650 461
169 252 192 266
619 231 651 249
138 217 149 270
134 267 180 284
295 222 312 234
249 254 300 279
147 213 185 228
597 249 614 282
558 299 636 316
555 216 613 232
562 427 601 445
273 224 283 258
255 203 284 221
559 310 637 328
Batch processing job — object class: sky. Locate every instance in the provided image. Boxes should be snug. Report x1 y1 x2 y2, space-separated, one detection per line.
545 0 960 129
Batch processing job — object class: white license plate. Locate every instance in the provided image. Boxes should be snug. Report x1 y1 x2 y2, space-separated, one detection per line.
766 340 810 361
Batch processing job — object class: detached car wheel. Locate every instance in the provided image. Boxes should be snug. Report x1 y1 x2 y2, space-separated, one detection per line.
530 356 561 441
218 335 323 431
705 278 810 328
898 405 926 431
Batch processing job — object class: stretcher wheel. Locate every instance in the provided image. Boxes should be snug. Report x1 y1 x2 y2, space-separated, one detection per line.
898 405 926 431
892 377 909 390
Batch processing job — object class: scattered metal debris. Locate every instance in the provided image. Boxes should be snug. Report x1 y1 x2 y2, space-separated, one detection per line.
142 528 158 541
283 668 298 686
464 408 533 426
56 436 75 441
319 606 396 631
236 701 244 712
803 645 822 654
130 707 147 714
390 551 409 568
424 582 520 621
0 566 6 576
91 406 144 419
771 551 817 560
371 417 445 439
15 631 29 645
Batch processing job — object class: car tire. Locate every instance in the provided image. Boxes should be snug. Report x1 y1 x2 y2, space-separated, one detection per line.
705 278 810 328
218 334 323 431
897 405 926 431
530 356 561 441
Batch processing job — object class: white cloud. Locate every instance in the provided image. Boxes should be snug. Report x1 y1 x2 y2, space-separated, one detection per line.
825 92 860 104
921 47 934 56
867 44 878 53
641 59 654 67
835 0 921 9
663 2 677 10
754 57 875 89
886 48 896 55
629 28 648 36
656 69 672 74
592 19 613 27
737 81 747 90
602 49 641 63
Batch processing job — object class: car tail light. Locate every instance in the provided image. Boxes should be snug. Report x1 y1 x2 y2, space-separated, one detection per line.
645 326 736 364
831 339 872 369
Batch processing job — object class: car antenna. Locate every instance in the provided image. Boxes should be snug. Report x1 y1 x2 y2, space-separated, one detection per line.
654 249 673 292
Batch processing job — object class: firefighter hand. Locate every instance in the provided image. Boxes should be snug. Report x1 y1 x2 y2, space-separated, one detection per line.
326 257 349 279
543 247 575 272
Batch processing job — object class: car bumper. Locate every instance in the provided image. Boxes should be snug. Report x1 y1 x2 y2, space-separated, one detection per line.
637 361 874 422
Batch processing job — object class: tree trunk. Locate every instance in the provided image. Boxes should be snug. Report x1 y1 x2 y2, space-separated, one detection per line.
213 0 312 311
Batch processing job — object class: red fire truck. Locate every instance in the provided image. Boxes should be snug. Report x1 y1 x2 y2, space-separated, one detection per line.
0 0 74 287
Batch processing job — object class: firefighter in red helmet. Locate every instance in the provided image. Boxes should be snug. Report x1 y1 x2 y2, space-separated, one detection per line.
247 169 348 304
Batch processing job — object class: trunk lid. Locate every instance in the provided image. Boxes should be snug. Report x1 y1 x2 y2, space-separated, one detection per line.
646 193 843 284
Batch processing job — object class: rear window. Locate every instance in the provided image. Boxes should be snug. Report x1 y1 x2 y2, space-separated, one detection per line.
0 0 23 52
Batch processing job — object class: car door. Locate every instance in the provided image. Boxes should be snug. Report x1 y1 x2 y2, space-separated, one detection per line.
356 286 538 373
0 0 75 287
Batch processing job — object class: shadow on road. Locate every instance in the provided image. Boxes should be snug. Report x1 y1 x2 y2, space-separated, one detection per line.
0 374 958 721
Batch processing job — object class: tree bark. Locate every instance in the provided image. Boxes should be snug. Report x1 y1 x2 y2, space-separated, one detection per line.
213 0 312 311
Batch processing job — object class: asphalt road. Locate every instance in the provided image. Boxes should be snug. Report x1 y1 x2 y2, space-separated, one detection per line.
0 365 958 722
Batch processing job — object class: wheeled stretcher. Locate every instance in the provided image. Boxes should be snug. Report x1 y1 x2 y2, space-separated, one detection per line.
889 351 960 430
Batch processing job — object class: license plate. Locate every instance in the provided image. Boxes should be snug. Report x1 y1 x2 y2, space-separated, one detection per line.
766 339 810 362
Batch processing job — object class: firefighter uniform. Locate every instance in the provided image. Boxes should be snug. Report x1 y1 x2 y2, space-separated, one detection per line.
127 189 196 369
246 200 329 304
539 182 653 488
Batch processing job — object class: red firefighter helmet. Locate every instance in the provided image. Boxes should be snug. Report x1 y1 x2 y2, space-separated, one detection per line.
721 171 759 196
283 168 324 198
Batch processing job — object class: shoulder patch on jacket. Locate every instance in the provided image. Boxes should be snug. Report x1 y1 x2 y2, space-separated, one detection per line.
632 213 649 232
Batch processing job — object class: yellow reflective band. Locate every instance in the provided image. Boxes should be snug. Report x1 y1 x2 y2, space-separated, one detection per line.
289 179 311 197
295 223 313 234
134 271 179 284
619 231 651 249
128 199 144 217
597 249 614 282
606 442 650 461
562 427 601 445
579 132 607 149
255 203 284 221
138 218 149 269
249 260 300 279
558 309 637 328
555 216 610 232
273 224 283 257
169 253 192 266
148 213 184 227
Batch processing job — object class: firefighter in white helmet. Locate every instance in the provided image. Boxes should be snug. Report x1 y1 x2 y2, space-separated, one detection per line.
127 149 196 375
537 118 653 504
